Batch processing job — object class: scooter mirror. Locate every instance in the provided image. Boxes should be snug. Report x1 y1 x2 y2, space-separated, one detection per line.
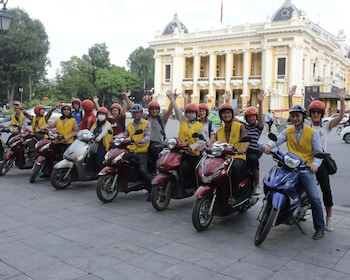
192 132 204 140
134 129 143 135
268 133 278 142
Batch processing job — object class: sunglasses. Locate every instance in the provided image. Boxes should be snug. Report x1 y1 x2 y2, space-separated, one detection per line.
311 110 322 114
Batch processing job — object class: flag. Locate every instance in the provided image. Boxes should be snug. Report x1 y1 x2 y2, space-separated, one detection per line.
220 0 223 23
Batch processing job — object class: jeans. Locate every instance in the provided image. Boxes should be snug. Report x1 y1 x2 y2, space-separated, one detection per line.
316 161 333 207
135 152 151 193
299 172 325 231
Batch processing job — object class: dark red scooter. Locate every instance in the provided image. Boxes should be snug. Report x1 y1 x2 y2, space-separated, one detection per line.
191 136 258 231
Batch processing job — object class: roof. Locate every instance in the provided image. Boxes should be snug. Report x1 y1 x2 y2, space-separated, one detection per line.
161 13 189 35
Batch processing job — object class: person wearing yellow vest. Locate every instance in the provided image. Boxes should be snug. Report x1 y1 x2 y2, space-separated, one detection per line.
216 103 249 194
263 105 325 240
89 107 112 171
7 101 28 131
41 104 79 162
124 104 152 201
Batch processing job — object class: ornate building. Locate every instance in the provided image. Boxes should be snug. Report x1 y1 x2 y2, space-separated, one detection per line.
149 0 350 117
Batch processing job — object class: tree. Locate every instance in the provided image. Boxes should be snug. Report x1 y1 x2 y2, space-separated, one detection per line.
127 47 154 90
82 43 111 69
0 8 50 105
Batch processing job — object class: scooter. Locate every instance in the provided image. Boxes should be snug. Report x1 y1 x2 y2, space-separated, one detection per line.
29 129 63 183
150 134 204 211
254 133 312 246
0 126 38 176
96 130 152 203
191 136 258 231
50 129 99 189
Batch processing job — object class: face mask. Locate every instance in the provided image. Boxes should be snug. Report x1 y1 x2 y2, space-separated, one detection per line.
186 113 197 121
97 114 106 122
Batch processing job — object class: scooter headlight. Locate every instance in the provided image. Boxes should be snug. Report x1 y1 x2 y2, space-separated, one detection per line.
113 138 123 146
284 155 300 169
77 130 94 142
166 138 177 150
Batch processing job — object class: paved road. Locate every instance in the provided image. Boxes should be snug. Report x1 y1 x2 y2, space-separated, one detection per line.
0 120 350 279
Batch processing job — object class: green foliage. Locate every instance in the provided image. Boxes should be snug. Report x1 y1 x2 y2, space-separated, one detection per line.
82 43 111 69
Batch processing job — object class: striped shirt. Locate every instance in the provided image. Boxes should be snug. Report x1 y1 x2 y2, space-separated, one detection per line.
243 123 263 150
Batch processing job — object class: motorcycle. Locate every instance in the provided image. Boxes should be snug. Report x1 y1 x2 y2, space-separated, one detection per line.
150 134 204 211
254 133 312 246
191 136 258 231
50 129 100 189
29 129 63 183
96 130 152 203
0 126 38 176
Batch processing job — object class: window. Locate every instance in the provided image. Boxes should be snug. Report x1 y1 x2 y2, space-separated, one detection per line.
277 57 286 79
165 65 171 82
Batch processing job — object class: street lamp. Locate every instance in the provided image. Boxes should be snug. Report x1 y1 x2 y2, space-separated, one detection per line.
0 0 13 32
18 87 23 103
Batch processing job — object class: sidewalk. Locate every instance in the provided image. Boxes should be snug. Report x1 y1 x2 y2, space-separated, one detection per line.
0 167 350 280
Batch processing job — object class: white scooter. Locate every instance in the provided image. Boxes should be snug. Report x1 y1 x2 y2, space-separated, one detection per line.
50 129 100 189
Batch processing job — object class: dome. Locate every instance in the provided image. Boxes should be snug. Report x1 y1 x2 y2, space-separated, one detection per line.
271 0 300 22
162 13 189 35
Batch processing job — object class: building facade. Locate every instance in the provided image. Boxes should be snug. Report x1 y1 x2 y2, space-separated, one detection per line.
149 0 350 117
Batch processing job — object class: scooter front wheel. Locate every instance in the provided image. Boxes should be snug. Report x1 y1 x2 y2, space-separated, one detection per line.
254 201 279 246
96 174 118 203
50 168 71 189
0 157 15 176
192 197 213 231
29 163 41 183
151 181 172 211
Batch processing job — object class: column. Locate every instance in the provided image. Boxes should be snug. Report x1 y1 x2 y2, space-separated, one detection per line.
243 50 249 97
208 52 216 97
225 51 232 92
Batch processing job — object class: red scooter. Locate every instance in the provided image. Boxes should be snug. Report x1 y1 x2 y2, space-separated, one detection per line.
96 131 151 203
150 134 205 211
29 129 63 183
191 136 258 231
1 126 38 176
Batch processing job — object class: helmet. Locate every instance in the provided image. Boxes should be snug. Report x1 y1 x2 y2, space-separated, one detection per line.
110 103 122 112
308 100 325 117
218 103 234 120
81 99 94 113
97 107 108 115
34 104 45 115
185 103 199 115
198 103 209 116
60 104 71 114
71 98 81 106
147 101 160 110
244 106 258 121
289 105 306 118
129 104 143 113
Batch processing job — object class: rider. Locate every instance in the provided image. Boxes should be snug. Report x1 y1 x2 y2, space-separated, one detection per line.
242 89 265 195
71 98 83 127
123 104 152 201
263 105 325 240
41 104 79 162
80 99 96 130
217 103 249 193
7 101 28 131
198 103 216 146
89 107 112 171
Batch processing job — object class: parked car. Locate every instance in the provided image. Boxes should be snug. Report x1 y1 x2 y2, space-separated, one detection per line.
322 113 349 124
340 125 350 144
26 106 62 123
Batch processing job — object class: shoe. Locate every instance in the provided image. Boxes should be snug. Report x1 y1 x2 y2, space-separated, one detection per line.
312 229 324 240
252 185 262 196
326 218 334 231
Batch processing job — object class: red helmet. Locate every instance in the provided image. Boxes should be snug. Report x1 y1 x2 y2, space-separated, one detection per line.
34 104 45 115
110 103 122 112
218 103 233 120
308 100 325 117
198 103 209 116
81 99 94 113
244 106 258 120
71 98 81 106
97 107 109 116
185 103 199 115
60 104 71 114
147 101 160 110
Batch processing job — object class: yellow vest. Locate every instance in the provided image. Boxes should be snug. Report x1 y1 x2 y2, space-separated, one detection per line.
32 116 47 133
56 118 76 144
11 113 25 127
127 119 150 153
91 121 113 151
178 119 203 156
217 122 246 160
286 125 315 166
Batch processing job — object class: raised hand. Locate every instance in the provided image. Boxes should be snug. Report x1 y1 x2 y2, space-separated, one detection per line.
289 85 297 97
224 90 231 103
339 88 346 100
257 89 265 102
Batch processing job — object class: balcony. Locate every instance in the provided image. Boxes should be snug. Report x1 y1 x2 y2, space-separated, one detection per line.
182 78 193 89
197 77 209 89
248 76 262 88
213 77 225 88
230 76 243 88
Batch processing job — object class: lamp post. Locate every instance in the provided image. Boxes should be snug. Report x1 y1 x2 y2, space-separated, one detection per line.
18 87 23 104
0 0 13 32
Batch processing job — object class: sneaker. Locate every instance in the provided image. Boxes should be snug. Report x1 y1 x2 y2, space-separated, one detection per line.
326 218 334 232
252 185 262 196
312 229 324 240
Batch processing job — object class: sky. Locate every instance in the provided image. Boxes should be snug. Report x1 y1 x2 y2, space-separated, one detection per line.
8 0 350 79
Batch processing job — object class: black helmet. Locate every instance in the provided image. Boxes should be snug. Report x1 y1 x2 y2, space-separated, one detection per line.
129 104 143 113
289 105 306 119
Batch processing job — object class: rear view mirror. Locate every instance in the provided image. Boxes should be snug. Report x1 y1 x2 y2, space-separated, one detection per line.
268 133 278 142
134 129 143 135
